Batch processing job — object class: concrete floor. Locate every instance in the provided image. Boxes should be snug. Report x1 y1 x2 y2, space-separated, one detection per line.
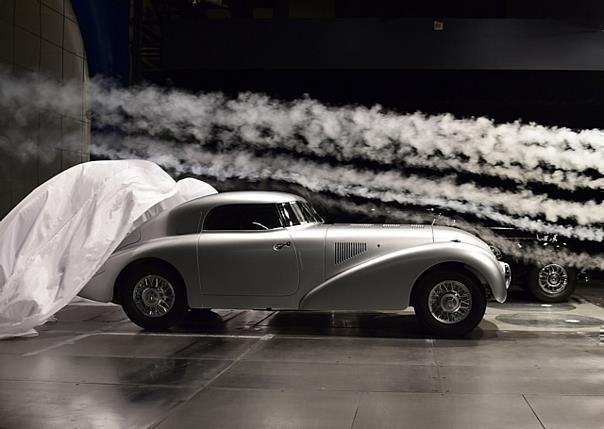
0 284 603 428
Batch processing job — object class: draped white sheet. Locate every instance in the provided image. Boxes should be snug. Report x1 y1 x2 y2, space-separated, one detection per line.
0 160 217 339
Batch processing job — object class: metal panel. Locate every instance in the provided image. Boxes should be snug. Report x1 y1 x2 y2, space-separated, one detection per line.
334 242 367 265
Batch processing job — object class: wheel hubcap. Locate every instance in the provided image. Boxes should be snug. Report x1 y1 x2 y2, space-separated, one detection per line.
538 264 568 295
428 280 472 324
133 275 175 318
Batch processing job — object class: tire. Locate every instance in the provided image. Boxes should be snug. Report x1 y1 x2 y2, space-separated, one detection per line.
119 262 188 330
527 264 576 303
413 270 487 337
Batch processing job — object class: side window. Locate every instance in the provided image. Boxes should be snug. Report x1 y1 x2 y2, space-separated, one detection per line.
203 205 240 230
203 204 282 231
290 202 306 223
279 202 302 226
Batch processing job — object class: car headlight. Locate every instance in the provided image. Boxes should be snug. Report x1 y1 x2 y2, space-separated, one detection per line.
489 245 503 260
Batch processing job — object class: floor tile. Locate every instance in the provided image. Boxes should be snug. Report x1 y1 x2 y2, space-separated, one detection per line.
157 387 359 429
174 337 258 359
434 338 604 369
352 392 542 429
45 333 199 358
0 380 194 428
0 354 230 387
440 365 604 395
245 337 435 365
213 360 439 392
525 394 604 429
0 332 79 355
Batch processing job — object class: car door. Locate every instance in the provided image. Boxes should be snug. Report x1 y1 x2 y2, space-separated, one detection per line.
198 203 299 296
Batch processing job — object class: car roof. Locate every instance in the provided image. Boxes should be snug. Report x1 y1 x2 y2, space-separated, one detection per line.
177 191 306 211
163 191 309 236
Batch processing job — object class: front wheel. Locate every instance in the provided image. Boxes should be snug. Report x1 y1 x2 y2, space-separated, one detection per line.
413 270 487 337
527 264 576 303
119 263 188 330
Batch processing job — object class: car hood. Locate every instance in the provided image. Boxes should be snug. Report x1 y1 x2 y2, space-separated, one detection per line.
431 226 492 252
326 223 434 244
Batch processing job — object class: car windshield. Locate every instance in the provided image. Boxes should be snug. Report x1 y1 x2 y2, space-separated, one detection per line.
299 201 324 223
278 201 324 226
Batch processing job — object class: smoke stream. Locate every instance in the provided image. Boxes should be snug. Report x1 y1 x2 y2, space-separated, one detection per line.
92 135 604 242
87 86 604 174
1 69 603 192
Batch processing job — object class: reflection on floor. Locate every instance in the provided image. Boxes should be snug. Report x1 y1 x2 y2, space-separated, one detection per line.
0 283 603 428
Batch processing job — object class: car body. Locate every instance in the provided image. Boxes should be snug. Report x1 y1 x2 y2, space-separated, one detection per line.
80 191 510 336
485 227 589 303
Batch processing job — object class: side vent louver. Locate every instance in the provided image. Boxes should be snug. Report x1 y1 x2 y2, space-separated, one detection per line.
335 242 368 264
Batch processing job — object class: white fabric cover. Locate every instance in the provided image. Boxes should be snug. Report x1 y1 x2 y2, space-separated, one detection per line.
0 160 217 339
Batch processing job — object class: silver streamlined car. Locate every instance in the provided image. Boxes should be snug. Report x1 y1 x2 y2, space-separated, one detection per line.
80 191 511 336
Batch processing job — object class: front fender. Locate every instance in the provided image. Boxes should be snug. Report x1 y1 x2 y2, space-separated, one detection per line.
299 242 508 311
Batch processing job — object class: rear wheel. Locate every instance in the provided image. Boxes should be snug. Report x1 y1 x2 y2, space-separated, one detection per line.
119 263 188 330
527 264 576 303
413 270 486 337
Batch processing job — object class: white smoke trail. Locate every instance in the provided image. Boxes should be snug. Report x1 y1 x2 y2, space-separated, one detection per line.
398 156 604 191
87 88 604 190
1 68 603 191
0 129 83 163
91 135 604 241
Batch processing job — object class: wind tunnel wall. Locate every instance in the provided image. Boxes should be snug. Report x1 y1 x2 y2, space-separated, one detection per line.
0 0 91 219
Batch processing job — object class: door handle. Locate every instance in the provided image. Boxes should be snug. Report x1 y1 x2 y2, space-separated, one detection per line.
273 241 291 251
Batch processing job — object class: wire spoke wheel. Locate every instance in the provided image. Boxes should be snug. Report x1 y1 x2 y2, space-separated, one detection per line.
132 274 176 318
428 280 473 325
537 264 568 295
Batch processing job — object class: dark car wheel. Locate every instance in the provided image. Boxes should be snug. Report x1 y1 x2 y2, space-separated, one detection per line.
527 264 576 303
119 263 188 330
413 270 487 337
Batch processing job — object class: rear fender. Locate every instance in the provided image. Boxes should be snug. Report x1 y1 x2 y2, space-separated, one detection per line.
78 235 199 305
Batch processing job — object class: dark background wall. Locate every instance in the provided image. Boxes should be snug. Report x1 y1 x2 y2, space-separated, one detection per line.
64 0 604 129
0 0 90 219
72 0 129 83
163 19 604 71
67 0 604 130
127 0 604 129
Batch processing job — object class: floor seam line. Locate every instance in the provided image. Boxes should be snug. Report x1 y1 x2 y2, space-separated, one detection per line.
168 336 210 357
428 338 444 393
350 392 363 429
0 379 198 389
522 394 546 429
79 331 268 339
21 332 99 356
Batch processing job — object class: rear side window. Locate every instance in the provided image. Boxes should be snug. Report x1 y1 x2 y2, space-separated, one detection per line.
203 204 282 231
